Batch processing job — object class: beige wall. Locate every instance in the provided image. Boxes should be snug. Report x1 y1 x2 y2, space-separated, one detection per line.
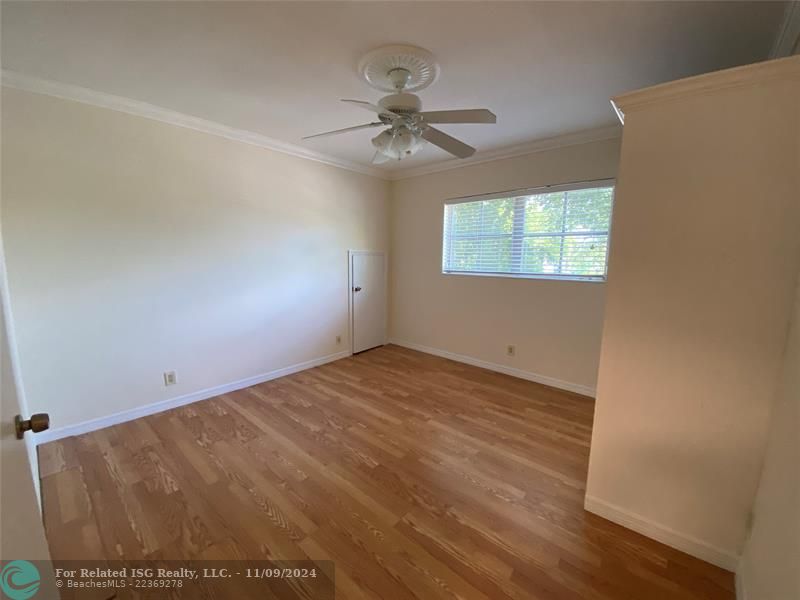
390 138 621 394
737 276 800 599
1 87 389 431
586 65 800 568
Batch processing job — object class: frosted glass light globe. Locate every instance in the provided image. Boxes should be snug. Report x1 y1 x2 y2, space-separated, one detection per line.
372 126 424 160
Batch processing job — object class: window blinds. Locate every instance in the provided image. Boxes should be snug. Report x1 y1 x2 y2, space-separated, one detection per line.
442 184 614 280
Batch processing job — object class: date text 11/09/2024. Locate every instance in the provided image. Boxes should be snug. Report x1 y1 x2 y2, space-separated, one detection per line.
53 568 320 579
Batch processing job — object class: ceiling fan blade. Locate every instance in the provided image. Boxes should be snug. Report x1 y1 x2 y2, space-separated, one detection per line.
341 99 398 118
421 126 476 158
418 109 497 124
302 122 383 140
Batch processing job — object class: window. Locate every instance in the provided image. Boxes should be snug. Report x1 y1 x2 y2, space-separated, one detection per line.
442 181 614 281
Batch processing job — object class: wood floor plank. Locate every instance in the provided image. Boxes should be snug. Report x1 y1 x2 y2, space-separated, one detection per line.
39 345 734 599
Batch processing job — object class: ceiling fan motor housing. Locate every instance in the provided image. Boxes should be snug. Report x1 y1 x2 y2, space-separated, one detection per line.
379 93 422 115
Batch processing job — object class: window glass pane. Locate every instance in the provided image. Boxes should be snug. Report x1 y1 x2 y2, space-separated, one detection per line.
449 198 515 235
565 187 613 232
521 236 562 274
450 238 480 271
443 184 613 280
524 192 564 234
560 235 608 276
451 201 481 235
480 198 515 234
478 236 512 272
450 236 512 272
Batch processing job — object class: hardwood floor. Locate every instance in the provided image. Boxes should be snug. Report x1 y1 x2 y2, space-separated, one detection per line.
39 345 734 599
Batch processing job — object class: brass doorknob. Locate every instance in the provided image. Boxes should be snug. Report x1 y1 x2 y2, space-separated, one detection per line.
15 413 50 439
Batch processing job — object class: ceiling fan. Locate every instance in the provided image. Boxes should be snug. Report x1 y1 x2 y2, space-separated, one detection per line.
302 45 496 164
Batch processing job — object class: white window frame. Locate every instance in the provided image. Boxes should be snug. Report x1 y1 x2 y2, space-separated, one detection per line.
442 179 615 282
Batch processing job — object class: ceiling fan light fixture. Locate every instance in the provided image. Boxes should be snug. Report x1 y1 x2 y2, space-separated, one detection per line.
371 126 423 160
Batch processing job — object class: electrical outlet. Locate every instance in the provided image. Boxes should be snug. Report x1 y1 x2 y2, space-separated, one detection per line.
336 335 342 345
506 345 516 357
163 371 178 386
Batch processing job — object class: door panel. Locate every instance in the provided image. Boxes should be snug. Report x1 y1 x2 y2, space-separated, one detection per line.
1 245 55 583
352 253 386 354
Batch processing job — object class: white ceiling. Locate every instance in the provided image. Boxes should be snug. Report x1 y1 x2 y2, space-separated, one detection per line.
0 1 788 174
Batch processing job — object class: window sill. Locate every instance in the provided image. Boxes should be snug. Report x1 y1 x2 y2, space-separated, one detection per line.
441 271 606 283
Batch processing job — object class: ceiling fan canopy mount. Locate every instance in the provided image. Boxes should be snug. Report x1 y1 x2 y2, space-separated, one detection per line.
303 45 496 164
358 45 440 93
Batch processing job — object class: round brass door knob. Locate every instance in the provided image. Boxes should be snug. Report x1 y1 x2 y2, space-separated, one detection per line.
15 413 50 439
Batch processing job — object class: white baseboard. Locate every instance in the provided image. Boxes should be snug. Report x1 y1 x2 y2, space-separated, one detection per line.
388 338 595 397
34 350 351 444
584 494 740 572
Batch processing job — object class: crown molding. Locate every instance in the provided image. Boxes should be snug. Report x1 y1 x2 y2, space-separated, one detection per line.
770 0 800 58
386 125 622 181
612 55 800 122
2 69 625 183
1 69 386 179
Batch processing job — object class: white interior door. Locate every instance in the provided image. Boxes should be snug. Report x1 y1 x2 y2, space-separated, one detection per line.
351 252 386 354
1 242 56 593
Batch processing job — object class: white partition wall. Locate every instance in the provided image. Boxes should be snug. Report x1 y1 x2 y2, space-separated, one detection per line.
586 57 800 570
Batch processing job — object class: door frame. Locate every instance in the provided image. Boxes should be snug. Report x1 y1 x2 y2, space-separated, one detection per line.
347 250 388 355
